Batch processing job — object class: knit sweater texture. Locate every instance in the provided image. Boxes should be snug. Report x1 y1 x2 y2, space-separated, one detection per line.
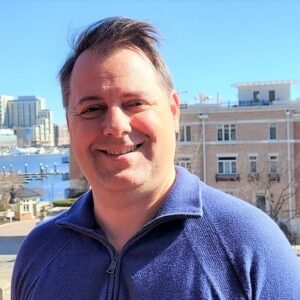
12 167 300 299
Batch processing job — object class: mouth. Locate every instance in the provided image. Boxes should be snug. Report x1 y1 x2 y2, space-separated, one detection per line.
100 143 143 156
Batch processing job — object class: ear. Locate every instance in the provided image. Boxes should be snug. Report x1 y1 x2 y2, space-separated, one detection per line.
169 90 180 133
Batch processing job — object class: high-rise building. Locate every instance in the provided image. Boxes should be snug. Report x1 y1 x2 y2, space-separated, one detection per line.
2 95 54 147
6 96 45 128
33 109 54 146
0 95 14 128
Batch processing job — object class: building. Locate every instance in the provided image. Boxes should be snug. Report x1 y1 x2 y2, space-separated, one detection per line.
14 127 33 147
6 96 45 128
1 95 54 147
53 124 70 147
5 187 41 221
0 95 13 128
0 129 17 148
176 80 300 234
32 109 54 146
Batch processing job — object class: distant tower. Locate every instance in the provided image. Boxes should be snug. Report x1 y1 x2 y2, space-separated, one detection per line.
6 95 46 127
33 109 54 147
0 95 14 128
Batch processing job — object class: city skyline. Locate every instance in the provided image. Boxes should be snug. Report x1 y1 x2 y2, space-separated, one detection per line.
0 95 56 147
1 0 300 125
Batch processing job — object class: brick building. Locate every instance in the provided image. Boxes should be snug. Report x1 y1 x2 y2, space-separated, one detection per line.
176 80 300 233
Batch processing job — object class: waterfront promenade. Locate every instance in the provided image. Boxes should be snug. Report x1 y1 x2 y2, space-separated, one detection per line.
0 219 38 300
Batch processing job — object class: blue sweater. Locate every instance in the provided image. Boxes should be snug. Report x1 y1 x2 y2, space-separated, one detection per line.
12 167 300 299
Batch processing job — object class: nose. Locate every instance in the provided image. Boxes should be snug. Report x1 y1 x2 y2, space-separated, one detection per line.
102 107 131 137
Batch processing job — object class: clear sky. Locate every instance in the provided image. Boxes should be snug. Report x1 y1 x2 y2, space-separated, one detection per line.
1 0 299 125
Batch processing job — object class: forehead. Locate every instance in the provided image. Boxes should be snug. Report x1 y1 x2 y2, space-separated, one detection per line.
70 48 160 91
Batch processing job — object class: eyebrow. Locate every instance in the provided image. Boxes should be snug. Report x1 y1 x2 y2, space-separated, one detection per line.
122 91 149 98
77 91 149 104
77 95 104 105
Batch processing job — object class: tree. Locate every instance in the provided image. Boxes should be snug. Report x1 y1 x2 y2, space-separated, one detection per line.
246 167 299 244
249 174 298 222
0 173 24 211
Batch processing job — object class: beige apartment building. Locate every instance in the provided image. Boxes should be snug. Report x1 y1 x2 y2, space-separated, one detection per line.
176 80 300 233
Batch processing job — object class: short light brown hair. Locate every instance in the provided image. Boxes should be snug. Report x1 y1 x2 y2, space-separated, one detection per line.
59 17 174 108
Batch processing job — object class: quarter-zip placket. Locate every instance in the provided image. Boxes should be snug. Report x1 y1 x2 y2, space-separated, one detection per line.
56 222 120 300
57 214 200 300
108 214 195 299
106 253 119 300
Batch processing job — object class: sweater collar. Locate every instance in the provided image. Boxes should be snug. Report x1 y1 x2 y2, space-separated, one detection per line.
56 166 203 230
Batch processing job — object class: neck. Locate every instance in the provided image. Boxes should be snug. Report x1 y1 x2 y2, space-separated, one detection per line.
92 172 176 252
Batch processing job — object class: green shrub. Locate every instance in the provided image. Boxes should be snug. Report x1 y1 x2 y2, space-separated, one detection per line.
52 198 77 207
0 203 6 212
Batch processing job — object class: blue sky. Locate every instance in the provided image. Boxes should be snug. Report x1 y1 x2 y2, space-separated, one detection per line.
1 0 299 125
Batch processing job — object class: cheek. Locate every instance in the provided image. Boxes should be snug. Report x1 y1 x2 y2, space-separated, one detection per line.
68 120 97 144
131 111 164 140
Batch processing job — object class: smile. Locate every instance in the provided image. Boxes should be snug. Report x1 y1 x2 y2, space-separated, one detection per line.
100 143 142 156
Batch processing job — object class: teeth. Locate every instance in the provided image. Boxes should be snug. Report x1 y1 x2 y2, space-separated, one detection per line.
105 145 137 155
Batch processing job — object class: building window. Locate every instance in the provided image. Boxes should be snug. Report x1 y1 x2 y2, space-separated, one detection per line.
253 91 260 102
249 156 257 173
268 155 280 181
179 125 191 142
269 90 275 102
256 195 266 212
218 157 237 174
269 123 277 140
217 124 236 141
269 155 278 173
23 203 30 212
175 158 192 172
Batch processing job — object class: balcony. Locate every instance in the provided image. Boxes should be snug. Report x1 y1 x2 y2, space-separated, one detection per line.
248 173 260 181
216 173 240 182
239 99 271 107
268 173 280 182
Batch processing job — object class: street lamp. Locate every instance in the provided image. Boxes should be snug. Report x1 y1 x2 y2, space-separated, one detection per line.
198 114 208 183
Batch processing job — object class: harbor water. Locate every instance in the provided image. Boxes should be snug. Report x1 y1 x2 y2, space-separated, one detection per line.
0 154 70 201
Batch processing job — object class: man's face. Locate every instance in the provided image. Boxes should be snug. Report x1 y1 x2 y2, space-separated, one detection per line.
67 48 180 194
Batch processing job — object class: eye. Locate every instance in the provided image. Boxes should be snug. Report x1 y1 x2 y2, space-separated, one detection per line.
124 100 146 109
80 104 106 119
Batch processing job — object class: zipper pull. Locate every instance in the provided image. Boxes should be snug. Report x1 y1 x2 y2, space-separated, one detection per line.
106 257 118 274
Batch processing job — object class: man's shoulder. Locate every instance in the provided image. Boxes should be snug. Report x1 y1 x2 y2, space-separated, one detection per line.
201 183 300 272
201 184 284 240
183 182 300 297
16 210 73 261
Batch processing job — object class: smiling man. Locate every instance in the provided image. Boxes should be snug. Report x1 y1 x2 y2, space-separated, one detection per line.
66 46 179 251
12 17 300 299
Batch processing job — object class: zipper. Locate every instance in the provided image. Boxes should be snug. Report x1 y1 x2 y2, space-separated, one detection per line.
58 215 199 299
106 255 118 274
106 254 119 300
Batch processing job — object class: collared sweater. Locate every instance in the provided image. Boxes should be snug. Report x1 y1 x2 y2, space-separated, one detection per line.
12 167 300 299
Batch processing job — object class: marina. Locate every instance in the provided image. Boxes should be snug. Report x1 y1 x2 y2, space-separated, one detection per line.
0 153 70 201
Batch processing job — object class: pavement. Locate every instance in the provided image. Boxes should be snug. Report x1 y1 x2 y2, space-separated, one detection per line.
0 219 38 300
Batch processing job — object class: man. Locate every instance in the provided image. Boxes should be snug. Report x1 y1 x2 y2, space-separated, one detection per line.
12 17 300 299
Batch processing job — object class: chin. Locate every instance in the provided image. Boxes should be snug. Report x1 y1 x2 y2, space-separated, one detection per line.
93 168 148 191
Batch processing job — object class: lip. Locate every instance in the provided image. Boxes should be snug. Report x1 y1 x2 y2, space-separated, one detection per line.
99 143 143 156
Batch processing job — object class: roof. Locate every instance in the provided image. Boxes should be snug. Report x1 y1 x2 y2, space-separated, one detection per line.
231 80 296 88
15 187 41 199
